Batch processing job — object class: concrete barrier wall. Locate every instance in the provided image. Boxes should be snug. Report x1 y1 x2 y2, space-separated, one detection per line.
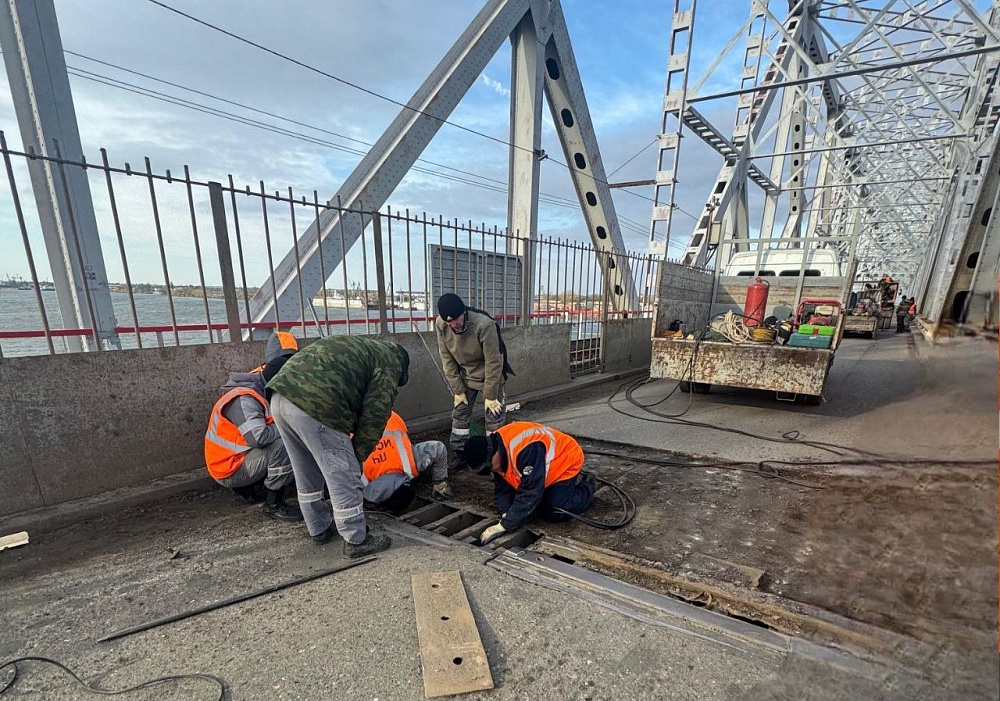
603 318 653 372
0 323 572 519
653 262 714 337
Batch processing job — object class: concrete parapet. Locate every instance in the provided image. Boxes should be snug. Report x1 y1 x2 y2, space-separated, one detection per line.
0 324 574 520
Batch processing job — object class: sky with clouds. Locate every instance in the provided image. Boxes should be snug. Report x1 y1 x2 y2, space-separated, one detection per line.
0 0 989 292
0 0 764 287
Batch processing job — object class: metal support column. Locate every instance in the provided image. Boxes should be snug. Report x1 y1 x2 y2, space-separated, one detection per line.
0 0 118 350
507 11 544 324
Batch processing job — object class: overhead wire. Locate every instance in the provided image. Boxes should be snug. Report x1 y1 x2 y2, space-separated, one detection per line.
144 0 663 209
65 65 587 214
66 56 659 246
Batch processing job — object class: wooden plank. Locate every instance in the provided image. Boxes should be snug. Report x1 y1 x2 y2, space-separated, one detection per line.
0 531 29 551
411 571 494 698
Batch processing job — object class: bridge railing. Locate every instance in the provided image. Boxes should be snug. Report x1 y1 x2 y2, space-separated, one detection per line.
0 136 661 371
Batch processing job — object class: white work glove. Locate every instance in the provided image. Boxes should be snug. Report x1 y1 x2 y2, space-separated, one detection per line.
484 398 503 416
453 392 468 407
479 522 506 546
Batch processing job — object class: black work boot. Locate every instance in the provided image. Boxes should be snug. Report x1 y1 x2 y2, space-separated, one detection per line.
232 484 265 504
343 528 391 559
262 488 303 522
312 523 337 544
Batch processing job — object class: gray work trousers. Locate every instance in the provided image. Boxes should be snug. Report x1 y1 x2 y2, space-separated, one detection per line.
270 393 367 544
215 440 294 492
451 386 506 451
413 440 448 483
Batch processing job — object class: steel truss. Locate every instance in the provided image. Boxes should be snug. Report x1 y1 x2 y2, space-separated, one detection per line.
245 0 638 331
648 0 1000 298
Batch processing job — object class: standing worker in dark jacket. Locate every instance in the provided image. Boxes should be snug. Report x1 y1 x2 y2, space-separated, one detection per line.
435 293 513 453
463 422 596 545
267 336 410 558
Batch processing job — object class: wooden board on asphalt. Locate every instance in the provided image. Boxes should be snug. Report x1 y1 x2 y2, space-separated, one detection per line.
0 531 29 551
411 570 494 698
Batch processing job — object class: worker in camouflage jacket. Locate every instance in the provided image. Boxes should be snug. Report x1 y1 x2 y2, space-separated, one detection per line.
435 293 514 453
267 335 410 558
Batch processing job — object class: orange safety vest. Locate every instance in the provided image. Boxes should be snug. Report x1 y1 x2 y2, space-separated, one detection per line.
496 422 583 491
362 411 417 485
204 387 271 479
251 331 299 372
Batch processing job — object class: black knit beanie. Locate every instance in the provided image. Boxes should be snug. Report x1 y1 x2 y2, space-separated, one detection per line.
437 293 467 322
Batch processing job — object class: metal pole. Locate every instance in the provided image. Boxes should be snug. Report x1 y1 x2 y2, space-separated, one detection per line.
228 176 252 336
259 181 281 332
1 132 54 354
101 148 141 349
183 165 213 343
98 557 376 643
143 157 179 347
372 212 390 335
208 182 242 342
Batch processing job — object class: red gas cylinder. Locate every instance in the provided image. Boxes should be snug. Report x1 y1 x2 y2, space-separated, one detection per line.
743 277 769 328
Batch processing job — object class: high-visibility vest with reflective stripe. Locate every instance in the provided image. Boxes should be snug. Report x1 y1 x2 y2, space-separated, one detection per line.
205 387 270 479
362 411 417 485
496 422 583 491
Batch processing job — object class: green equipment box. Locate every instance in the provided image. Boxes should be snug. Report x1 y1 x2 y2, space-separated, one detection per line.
789 332 833 349
797 324 836 336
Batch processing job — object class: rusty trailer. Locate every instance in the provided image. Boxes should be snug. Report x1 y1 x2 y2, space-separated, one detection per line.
650 254 854 403
650 338 834 403
843 313 879 338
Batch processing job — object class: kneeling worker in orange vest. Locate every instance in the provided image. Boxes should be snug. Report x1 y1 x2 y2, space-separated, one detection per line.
463 422 596 545
362 411 454 513
204 334 302 521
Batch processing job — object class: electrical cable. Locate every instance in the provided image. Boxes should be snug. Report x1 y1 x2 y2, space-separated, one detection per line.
606 138 657 178
65 49 593 213
550 476 637 529
603 308 969 463
64 61 646 233
0 656 227 699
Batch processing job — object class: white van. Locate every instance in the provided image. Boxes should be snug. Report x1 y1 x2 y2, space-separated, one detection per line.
722 248 842 277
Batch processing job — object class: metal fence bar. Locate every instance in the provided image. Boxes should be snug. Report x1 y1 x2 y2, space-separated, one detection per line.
313 191 330 336
208 181 242 342
183 165 213 343
141 156 179 346
2 132 54 354
405 209 415 332
100 148 141 349
358 201 371 335
335 195 352 335
259 181 281 332
422 212 430 332
227 175 253 334
286 187 307 338
386 206 398 329
52 142 102 350
372 212 389 335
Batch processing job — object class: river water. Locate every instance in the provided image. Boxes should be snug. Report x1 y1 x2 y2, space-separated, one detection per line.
0 289 438 357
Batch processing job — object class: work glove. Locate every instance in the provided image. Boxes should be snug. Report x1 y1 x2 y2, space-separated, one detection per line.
432 481 455 500
478 522 506 546
484 398 503 416
453 392 468 407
